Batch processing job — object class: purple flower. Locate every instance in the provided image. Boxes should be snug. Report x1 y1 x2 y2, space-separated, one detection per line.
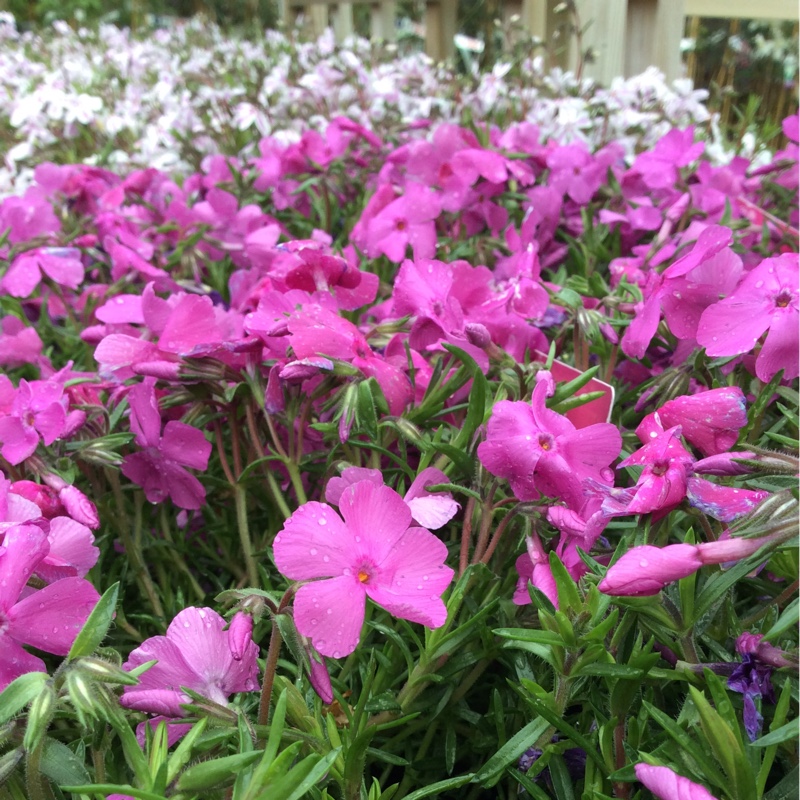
121 607 260 718
120 379 211 509
273 480 454 658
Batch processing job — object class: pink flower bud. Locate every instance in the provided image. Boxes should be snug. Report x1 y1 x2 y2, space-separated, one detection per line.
692 452 755 476
465 322 491 349
635 764 719 800
10 480 63 517
308 652 333 704
696 532 783 565
228 612 254 662
736 632 796 669
58 485 100 529
598 544 703 596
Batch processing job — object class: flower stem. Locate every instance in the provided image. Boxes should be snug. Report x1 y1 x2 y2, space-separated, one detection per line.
235 484 259 587
257 620 282 728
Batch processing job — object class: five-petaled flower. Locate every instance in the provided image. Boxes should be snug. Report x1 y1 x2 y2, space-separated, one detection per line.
273 480 454 658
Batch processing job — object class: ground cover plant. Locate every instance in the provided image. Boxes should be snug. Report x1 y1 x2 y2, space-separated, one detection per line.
0 14 798 800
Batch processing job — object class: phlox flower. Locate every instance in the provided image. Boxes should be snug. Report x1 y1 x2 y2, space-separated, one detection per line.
698 252 799 381
121 607 260 719
0 524 100 689
477 371 621 509
1 247 84 297
120 379 211 509
0 377 84 465
273 480 454 658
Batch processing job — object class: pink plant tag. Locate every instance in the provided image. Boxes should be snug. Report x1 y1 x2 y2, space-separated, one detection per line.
533 352 615 427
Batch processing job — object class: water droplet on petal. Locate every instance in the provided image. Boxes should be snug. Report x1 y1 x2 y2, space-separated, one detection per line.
639 559 648 567
318 517 327 526
310 547 318 555
323 555 330 562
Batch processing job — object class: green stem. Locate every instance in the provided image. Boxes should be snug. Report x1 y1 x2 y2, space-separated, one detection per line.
25 742 49 800
235 484 259 587
115 482 164 622
257 619 283 729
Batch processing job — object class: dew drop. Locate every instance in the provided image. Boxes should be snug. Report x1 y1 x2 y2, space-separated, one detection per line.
343 567 351 575
423 575 429 581
417 584 423 589
318 517 327 526
333 650 341 658
310 547 318 555
354 536 361 543
274 535 282 543
327 608 333 614
755 280 764 288
323 555 330 562
52 626 58 633
639 559 648 567
199 609 206 618
311 618 317 625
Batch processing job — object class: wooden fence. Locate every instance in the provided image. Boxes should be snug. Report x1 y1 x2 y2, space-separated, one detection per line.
279 0 799 84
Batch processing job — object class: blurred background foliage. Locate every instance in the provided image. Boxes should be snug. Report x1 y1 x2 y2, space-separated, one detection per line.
0 0 797 135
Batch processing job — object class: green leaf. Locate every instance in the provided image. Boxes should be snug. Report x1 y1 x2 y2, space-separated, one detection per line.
749 720 799 747
473 718 550 787
403 773 475 799
689 686 755 797
177 750 264 791
549 552 581 613
493 629 564 647
765 597 799 639
166 718 208 784
39 737 91 786
641 701 727 787
68 582 119 661
690 557 762 629
765 765 799 800
0 671 48 725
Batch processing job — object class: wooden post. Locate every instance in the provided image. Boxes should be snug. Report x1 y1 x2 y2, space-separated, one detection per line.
331 2 354 40
572 0 628 84
370 0 396 40
424 0 457 62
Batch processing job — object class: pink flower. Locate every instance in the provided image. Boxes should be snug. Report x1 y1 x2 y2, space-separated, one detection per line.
598 544 703 596
656 388 747 457
120 379 211 509
121 607 260 718
358 184 441 263
634 764 719 800
1 247 84 298
0 524 99 689
697 253 799 381
513 534 558 607
0 379 80 465
477 371 621 508
616 425 693 515
273 481 454 658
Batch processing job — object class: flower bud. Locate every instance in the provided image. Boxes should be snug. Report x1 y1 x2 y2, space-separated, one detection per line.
465 322 491 349
58 485 100 529
308 653 333 705
228 612 254 662
598 544 703 596
23 684 56 752
635 763 718 800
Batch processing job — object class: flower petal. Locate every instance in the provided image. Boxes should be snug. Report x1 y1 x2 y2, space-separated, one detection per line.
338 481 412 567
9 577 99 655
366 526 453 628
293 576 365 658
273 502 354 581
